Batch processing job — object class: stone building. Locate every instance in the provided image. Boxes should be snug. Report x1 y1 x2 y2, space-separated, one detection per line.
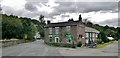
44 15 99 46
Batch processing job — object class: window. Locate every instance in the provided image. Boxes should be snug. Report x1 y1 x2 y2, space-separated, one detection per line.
96 33 98 38
86 33 89 37
92 33 94 38
90 33 91 37
66 26 70 32
49 28 52 34
55 27 59 34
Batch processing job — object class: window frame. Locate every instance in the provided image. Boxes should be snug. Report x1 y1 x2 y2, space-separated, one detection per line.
49 27 52 34
55 27 59 35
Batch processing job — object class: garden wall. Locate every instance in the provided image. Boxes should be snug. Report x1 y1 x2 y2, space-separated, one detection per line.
0 39 26 47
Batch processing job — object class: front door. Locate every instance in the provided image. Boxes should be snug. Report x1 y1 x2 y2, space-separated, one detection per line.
55 37 59 43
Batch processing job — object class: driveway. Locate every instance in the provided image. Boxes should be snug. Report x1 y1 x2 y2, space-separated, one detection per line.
1 40 118 56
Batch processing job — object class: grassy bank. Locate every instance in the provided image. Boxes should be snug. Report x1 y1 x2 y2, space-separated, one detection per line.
96 41 115 48
0 38 19 42
1 39 34 48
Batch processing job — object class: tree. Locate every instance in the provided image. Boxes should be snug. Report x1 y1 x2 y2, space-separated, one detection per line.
115 27 120 40
2 14 23 39
86 21 93 27
20 17 37 40
31 19 45 38
39 15 45 23
2 14 38 41
98 31 109 43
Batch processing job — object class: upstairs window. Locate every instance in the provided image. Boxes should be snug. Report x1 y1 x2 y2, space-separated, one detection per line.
49 28 52 34
86 33 89 38
55 27 59 34
66 26 71 32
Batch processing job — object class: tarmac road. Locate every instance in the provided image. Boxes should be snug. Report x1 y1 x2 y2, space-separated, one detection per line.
1 40 118 56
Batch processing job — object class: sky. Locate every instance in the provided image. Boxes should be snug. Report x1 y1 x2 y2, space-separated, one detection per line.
1 0 120 27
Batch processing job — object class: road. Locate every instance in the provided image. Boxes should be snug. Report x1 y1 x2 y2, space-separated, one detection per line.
1 40 118 56
58 41 118 56
2 40 61 56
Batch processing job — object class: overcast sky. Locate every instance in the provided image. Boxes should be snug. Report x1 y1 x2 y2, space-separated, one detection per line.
1 0 120 27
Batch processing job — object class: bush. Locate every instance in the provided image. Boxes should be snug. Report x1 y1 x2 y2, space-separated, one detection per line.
114 37 119 41
98 31 109 43
45 42 77 48
96 39 102 44
64 43 71 48
77 41 82 47
71 41 76 48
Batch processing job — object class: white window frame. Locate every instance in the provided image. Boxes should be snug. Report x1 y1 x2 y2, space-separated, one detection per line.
55 27 59 34
86 33 89 37
66 26 71 32
49 35 52 39
90 33 91 37
55 37 59 43
92 33 94 38
49 28 52 34
96 33 98 38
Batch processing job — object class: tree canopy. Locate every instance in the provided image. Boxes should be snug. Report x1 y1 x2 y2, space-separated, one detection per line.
2 14 46 40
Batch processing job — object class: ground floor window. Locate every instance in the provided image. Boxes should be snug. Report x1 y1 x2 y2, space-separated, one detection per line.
86 38 89 44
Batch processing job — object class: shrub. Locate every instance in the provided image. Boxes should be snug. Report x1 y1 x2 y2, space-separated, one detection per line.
114 37 119 41
98 31 109 43
96 39 102 44
45 42 77 48
77 41 82 47
71 41 77 48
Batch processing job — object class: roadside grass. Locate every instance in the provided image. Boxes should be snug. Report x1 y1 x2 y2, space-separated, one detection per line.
118 39 120 42
96 41 115 48
1 39 34 48
0 38 19 42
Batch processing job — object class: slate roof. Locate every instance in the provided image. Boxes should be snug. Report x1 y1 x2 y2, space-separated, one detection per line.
45 20 99 33
45 20 81 27
85 27 99 33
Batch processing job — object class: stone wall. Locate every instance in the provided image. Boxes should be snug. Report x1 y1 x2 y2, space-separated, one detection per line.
0 39 26 47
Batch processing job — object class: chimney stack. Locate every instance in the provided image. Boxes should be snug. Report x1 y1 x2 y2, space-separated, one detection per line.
47 20 50 24
78 14 82 22
68 18 74 21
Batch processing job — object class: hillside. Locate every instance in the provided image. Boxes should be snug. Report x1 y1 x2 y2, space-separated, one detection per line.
2 14 45 40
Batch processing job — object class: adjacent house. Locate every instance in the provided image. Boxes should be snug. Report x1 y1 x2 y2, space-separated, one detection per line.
85 27 99 45
44 15 99 46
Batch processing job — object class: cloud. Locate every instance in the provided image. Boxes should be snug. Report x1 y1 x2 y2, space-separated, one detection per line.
1 0 27 10
49 10 118 27
53 2 118 13
25 0 48 2
39 2 117 19
98 18 119 27
86 11 118 22
2 5 15 14
25 2 38 12
1 0 119 27
55 0 119 2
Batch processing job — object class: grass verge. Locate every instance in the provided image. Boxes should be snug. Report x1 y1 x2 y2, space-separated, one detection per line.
96 41 115 48
1 40 34 48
